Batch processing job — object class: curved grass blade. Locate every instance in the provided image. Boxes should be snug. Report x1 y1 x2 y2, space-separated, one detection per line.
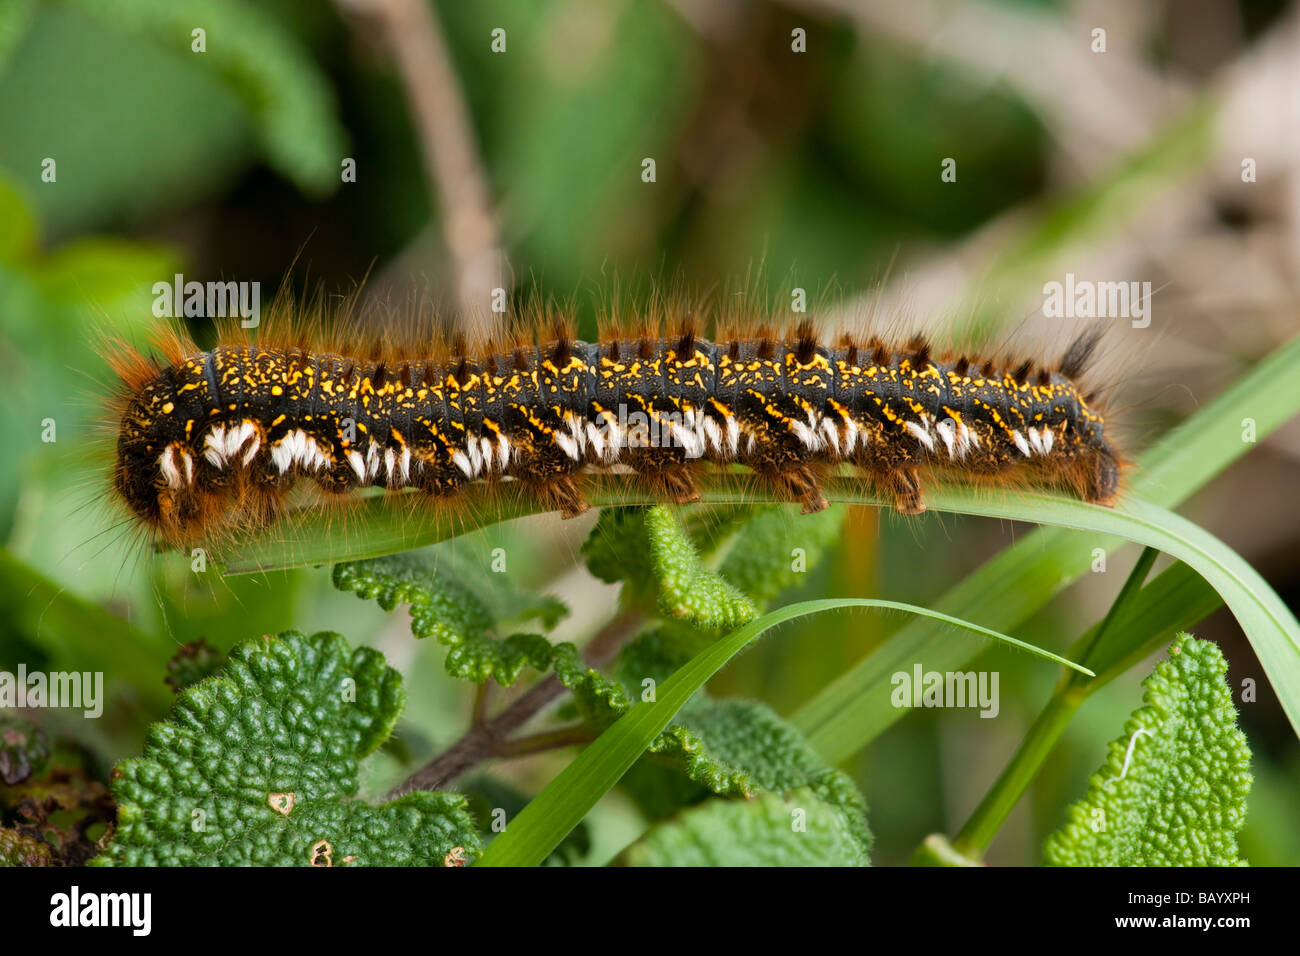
475 598 1090 868
794 332 1300 758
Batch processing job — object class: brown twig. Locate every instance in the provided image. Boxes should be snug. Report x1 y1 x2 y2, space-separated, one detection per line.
494 724 596 757
337 0 504 336
386 608 644 798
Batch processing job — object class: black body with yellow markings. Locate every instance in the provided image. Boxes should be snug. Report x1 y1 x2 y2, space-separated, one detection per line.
115 332 1119 542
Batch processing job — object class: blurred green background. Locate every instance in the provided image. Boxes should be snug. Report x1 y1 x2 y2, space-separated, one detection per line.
1 0 1298 865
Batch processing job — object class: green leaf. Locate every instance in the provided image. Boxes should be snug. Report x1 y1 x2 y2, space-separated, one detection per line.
611 632 866 814
1044 635 1251 866
579 509 769 629
163 638 225 693
0 549 174 716
333 552 567 686
461 775 592 867
644 505 757 629
626 697 874 859
477 598 1088 867
0 828 53 867
583 506 654 587
68 0 347 194
616 788 868 867
718 504 844 607
794 332 1300 759
93 631 480 867
0 0 36 77
1069 559 1225 689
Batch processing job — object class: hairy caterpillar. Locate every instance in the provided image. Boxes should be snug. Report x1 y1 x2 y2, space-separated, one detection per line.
109 312 1122 547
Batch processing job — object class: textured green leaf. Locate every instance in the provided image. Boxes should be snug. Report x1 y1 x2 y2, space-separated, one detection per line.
644 506 757 628
479 599 1084 867
1044 635 1251 866
719 504 844 607
164 638 225 693
333 552 568 686
1 755 114 866
612 630 867 822
583 506 654 588
616 788 868 867
94 631 480 867
0 827 52 867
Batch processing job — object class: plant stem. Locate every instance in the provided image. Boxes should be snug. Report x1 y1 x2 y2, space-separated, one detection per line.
949 548 1159 857
494 724 594 757
952 682 1084 856
386 608 644 798
470 681 493 728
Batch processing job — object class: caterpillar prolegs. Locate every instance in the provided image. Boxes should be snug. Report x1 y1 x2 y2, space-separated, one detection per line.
111 320 1122 546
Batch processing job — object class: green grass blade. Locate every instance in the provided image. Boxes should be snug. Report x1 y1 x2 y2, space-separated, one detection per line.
475 598 1088 868
793 333 1300 760
1072 559 1224 687
219 334 1300 575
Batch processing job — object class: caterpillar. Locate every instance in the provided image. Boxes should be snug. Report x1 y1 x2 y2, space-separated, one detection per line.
109 314 1122 547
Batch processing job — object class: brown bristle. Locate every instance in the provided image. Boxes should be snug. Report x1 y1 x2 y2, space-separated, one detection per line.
552 336 572 366
104 296 1126 550
870 339 890 366
676 327 696 357
454 357 472 386
794 320 817 363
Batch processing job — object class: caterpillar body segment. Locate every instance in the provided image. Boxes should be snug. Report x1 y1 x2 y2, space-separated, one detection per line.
113 324 1122 545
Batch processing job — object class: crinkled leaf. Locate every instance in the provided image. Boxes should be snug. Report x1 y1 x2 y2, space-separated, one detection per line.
719 504 844 607
616 787 868 867
1045 634 1252 866
585 506 761 627
0 713 49 785
582 506 654 587
0 827 52 866
333 552 568 686
93 631 480 867
550 642 630 724
636 698 872 853
2 762 114 866
164 638 225 693
644 505 757 628
480 598 1083 867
